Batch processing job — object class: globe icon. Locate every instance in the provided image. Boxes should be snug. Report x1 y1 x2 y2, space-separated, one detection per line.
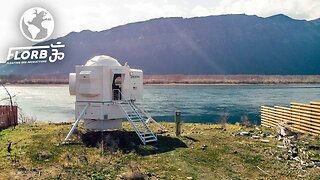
20 7 54 42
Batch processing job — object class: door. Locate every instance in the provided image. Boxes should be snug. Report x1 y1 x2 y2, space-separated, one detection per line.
112 74 122 100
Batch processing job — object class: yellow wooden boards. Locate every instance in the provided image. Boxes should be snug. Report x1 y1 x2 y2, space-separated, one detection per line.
261 102 320 136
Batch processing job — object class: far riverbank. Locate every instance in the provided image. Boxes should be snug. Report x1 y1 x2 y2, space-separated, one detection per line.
1 74 320 85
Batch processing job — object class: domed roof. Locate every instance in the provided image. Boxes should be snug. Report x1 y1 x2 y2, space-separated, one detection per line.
85 55 122 67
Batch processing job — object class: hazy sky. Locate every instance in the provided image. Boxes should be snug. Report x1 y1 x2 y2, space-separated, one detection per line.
0 0 319 61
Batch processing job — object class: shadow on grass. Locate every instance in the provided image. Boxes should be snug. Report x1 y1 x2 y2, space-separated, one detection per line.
183 136 199 142
81 130 187 156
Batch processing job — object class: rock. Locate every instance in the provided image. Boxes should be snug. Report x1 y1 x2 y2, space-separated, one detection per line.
300 160 307 166
293 157 300 161
239 132 250 136
201 144 208 150
277 122 296 137
283 154 289 160
116 174 123 178
187 177 193 180
267 135 276 138
252 135 260 139
307 162 315 168
123 171 144 180
277 145 286 149
314 162 320 167
145 171 153 177
38 152 52 159
260 139 269 143
276 156 283 160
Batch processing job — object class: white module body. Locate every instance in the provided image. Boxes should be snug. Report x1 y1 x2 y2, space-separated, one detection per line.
69 55 143 130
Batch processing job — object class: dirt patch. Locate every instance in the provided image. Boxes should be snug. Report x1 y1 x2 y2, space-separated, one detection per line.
81 130 187 155
81 130 137 153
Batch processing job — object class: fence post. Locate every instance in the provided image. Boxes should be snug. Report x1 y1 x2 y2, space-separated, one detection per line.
175 110 181 136
13 106 17 126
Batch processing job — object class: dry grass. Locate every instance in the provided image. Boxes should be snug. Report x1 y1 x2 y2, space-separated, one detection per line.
0 122 320 179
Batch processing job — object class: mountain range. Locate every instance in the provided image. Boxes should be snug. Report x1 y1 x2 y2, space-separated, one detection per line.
1 14 320 75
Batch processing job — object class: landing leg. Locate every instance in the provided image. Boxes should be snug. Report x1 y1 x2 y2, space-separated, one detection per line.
63 103 90 144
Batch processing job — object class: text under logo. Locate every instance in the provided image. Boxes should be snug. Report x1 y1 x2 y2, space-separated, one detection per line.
7 42 65 64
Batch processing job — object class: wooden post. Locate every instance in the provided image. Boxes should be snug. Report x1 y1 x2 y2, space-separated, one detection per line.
175 110 181 136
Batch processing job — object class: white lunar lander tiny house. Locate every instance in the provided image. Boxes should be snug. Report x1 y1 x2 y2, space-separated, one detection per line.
64 55 164 145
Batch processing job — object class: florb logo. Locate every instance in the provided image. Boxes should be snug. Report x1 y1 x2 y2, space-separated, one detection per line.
5 7 65 65
20 7 54 42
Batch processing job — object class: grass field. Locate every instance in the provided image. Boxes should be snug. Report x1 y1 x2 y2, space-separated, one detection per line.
0 122 320 179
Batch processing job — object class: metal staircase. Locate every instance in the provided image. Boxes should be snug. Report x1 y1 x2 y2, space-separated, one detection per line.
113 90 158 145
131 103 166 131
118 100 157 144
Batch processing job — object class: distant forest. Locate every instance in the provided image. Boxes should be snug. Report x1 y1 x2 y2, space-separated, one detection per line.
1 75 320 85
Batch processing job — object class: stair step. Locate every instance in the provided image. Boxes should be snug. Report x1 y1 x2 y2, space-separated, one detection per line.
141 132 153 136
143 135 156 139
129 113 138 117
130 118 140 121
145 139 157 143
130 116 140 119
129 116 139 119
132 120 143 123
132 121 143 124
130 119 142 122
141 132 154 137
128 114 138 117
